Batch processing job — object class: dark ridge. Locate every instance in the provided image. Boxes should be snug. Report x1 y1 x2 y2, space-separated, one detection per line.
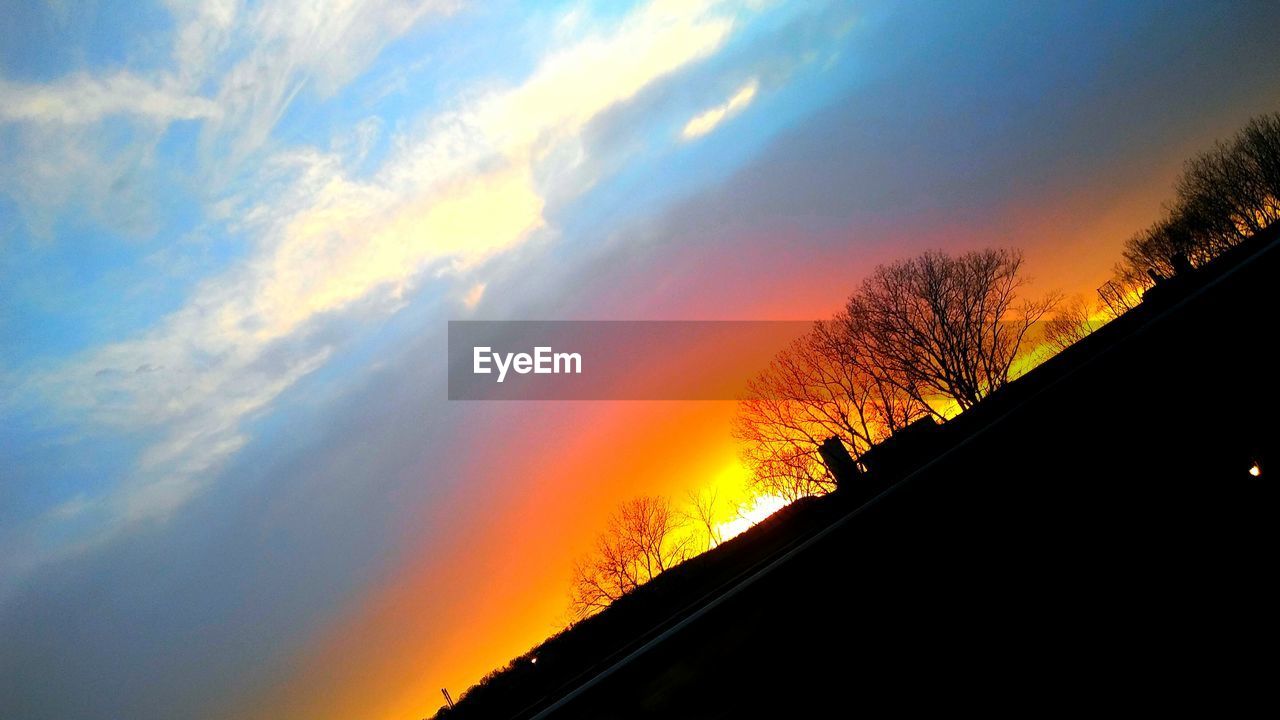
436 222 1279 719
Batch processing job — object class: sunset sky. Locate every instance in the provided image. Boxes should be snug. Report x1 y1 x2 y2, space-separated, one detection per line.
3 1 1280 718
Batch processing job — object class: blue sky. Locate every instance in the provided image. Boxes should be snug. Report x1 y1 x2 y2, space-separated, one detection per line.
3 2 1280 718
1 0 856 569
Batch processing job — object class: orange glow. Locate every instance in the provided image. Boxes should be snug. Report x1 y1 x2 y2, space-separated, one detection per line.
232 400 761 720
233 148 1184 720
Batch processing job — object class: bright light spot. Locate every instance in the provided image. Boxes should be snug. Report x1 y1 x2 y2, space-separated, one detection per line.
715 493 787 541
530 656 538 665
1249 462 1261 477
680 78 759 140
462 281 487 309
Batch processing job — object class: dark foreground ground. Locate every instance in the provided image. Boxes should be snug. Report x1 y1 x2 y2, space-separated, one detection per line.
446 227 1278 719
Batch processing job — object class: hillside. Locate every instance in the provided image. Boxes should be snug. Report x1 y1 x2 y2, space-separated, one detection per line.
438 224 1279 718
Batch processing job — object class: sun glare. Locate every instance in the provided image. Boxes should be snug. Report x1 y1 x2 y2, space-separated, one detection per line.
715 493 789 542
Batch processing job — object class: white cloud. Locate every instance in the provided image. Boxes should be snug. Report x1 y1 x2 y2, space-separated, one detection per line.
26 0 751 538
198 0 458 167
168 0 242 87
0 0 456 238
681 76 758 140
0 72 221 124
0 121 165 238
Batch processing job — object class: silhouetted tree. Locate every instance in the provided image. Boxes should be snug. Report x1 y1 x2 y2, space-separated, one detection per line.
848 248 1059 414
1119 112 1280 285
568 496 691 620
1043 294 1108 353
1177 113 1280 241
1096 274 1146 319
681 488 724 552
1118 213 1193 287
733 318 927 500
822 310 932 432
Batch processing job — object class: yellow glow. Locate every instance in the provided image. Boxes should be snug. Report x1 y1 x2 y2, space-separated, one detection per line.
715 492 788 541
262 165 543 340
1249 462 1261 477
681 78 759 140
482 1 734 152
235 0 739 350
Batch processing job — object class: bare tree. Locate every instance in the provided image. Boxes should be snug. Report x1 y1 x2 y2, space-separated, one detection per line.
1118 204 1232 289
736 441 835 502
1119 112 1280 285
849 248 1059 414
733 319 927 501
821 310 931 433
1043 294 1108 353
681 488 724 552
1096 274 1145 319
568 496 691 620
1239 113 1280 210
1177 114 1280 241
1118 213 1189 285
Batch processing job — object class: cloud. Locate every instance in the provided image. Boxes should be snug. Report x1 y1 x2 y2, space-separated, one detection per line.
473 0 735 155
681 76 758 139
0 122 167 238
462 281 487 309
196 0 459 168
49 494 91 520
168 0 241 86
17 0 749 564
0 0 456 239
0 72 222 125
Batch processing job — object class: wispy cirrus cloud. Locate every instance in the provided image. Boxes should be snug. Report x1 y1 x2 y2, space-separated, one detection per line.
193 0 459 168
681 76 758 140
10 0 752 582
0 72 221 124
0 0 457 239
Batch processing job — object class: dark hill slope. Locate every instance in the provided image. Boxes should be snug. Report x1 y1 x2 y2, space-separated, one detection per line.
442 225 1279 719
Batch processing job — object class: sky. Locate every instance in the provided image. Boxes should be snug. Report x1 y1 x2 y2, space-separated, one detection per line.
2 1 1280 718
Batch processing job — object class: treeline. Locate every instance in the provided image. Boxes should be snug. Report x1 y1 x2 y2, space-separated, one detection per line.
734 248 1058 500
1045 115 1280 347
1114 113 1280 306
734 111 1280 504
432 110 1280 718
568 111 1280 621
569 493 713 620
436 495 843 719
567 488 790 619
566 251 1060 615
